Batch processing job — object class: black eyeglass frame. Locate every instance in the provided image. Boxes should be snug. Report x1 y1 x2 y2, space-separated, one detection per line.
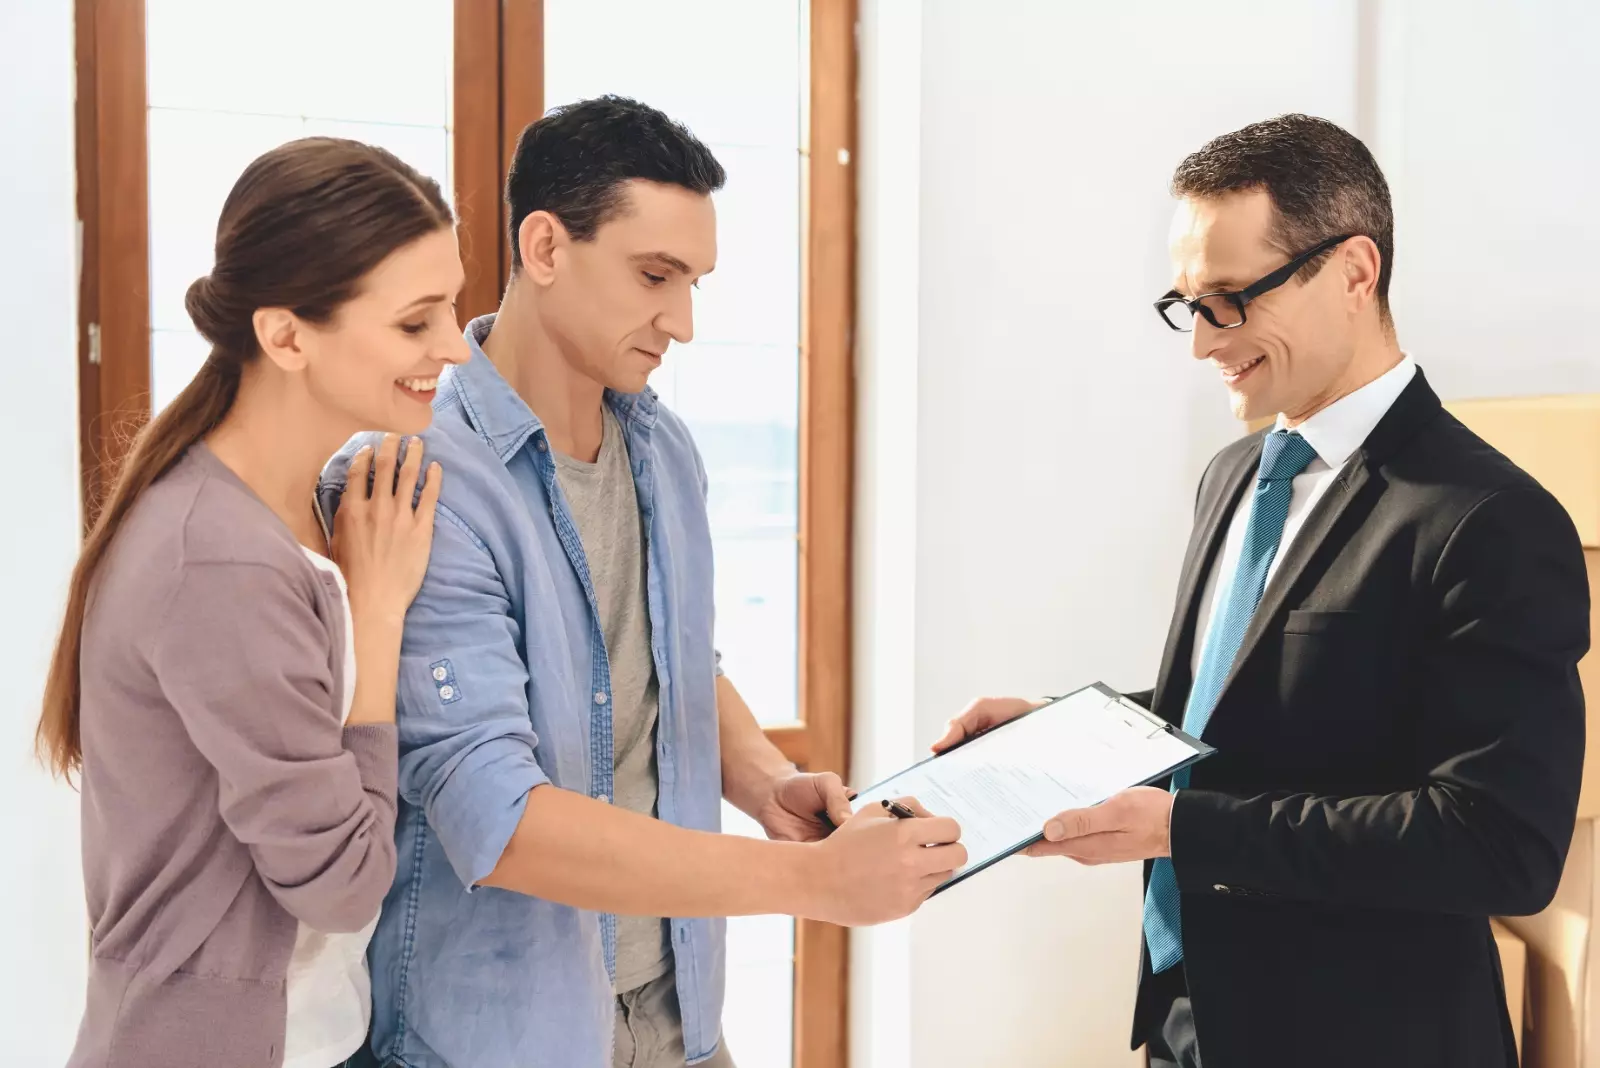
1153 233 1355 332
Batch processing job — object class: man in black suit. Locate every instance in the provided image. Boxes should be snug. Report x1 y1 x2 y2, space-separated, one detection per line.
936 114 1591 1067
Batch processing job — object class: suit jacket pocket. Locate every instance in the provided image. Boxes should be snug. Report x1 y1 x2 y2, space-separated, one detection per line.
1277 610 1395 758
1283 609 1367 635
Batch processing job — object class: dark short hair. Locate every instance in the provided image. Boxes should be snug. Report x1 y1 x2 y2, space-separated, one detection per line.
505 95 726 267
1172 114 1395 321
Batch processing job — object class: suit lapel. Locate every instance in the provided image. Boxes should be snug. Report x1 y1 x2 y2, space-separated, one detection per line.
1152 442 1260 724
1209 368 1444 712
1154 368 1445 732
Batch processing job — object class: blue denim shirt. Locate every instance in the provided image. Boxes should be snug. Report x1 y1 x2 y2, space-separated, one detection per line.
317 316 726 1068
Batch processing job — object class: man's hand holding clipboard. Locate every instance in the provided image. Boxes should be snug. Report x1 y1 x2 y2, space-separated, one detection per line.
848 683 1213 895
936 696 1180 867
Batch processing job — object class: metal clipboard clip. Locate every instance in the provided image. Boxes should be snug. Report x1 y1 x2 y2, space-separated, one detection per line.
1116 694 1176 740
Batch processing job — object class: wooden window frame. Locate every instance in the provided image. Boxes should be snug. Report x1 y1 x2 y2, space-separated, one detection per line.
75 0 150 524
76 2 857 1064
449 0 547 323
791 3 858 1065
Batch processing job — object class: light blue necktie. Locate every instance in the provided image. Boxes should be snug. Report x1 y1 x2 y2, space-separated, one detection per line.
1142 430 1318 974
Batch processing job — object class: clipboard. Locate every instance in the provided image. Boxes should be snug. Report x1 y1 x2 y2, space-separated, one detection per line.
846 682 1213 896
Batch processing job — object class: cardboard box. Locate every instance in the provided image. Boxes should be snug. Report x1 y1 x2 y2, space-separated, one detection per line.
1497 918 1529 1061
1248 393 1600 547
1445 395 1600 548
1501 820 1600 1068
1581 551 1600 818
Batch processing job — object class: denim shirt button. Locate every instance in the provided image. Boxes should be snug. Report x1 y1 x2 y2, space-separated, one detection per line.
597 794 610 804
536 438 548 452
432 665 449 682
594 690 608 705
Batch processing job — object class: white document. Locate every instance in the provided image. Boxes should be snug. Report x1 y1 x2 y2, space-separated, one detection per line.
849 684 1211 891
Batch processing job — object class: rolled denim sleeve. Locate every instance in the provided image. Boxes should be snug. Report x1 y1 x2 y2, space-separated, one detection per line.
396 506 550 889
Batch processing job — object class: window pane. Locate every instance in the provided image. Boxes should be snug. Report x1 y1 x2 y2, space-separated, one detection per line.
151 329 212 415
147 108 306 336
146 0 452 126
690 146 801 349
675 345 799 725
144 4 453 411
545 0 806 741
712 536 798 727
544 1 802 149
301 119 453 200
721 803 795 1068
672 345 800 524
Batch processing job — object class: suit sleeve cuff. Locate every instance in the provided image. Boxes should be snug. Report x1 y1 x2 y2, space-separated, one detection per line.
1169 788 1248 893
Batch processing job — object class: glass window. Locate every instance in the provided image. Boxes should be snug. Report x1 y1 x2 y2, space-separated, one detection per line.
721 803 797 1068
545 1 806 731
144 0 454 410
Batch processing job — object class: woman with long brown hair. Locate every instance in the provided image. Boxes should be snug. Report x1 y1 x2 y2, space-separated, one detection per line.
41 138 467 1068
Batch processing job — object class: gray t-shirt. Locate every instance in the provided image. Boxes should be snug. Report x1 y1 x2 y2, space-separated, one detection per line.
554 406 673 993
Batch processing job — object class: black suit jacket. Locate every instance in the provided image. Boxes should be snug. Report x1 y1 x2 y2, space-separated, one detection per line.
1128 369 1591 1067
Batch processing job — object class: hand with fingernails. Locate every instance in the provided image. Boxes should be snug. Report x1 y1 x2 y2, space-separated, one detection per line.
756 770 858 843
333 432 442 627
803 796 966 926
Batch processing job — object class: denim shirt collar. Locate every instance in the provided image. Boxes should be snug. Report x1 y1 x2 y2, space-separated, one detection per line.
452 314 660 464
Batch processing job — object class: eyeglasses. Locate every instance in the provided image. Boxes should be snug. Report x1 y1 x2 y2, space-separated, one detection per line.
1153 234 1354 332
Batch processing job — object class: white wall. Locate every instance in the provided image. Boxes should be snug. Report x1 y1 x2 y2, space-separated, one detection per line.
853 2 1598 1066
0 0 87 1060
851 2 923 1064
1369 0 1600 400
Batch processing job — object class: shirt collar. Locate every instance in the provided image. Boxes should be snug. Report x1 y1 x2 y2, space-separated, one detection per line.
1274 352 1417 469
449 313 660 463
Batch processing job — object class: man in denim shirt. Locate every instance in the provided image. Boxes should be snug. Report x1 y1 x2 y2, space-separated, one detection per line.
321 97 963 1068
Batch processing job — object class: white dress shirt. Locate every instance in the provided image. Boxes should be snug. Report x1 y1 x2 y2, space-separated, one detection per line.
1189 355 1418 679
